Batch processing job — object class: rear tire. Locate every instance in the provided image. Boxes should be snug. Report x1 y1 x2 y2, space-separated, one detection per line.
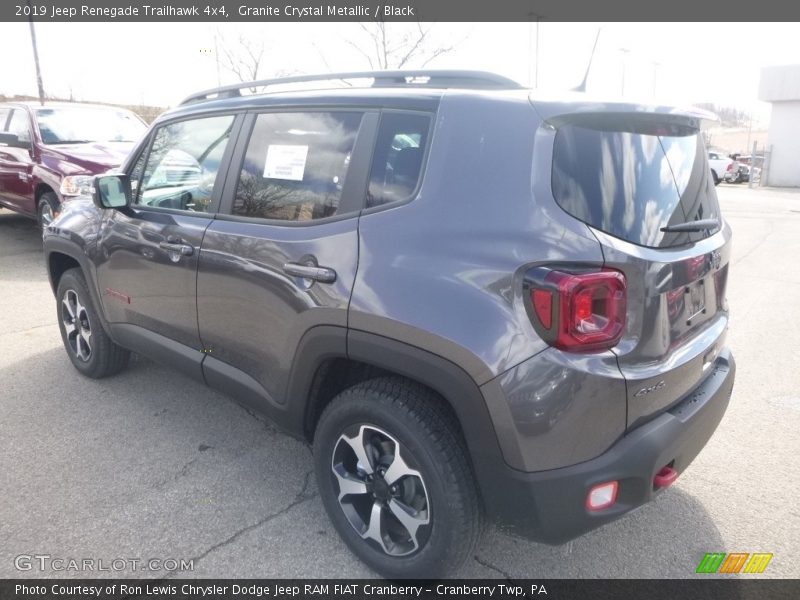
56 268 130 379
37 192 60 229
711 171 720 186
313 377 483 578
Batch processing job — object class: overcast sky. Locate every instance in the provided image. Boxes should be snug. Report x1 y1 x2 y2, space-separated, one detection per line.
1 22 798 124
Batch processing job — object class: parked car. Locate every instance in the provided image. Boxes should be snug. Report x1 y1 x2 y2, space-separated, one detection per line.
42 71 736 578
707 150 733 186
723 154 750 184
0 102 146 226
724 163 749 184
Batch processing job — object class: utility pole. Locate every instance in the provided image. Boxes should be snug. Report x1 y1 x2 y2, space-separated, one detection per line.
619 47 630 96
527 8 542 89
652 61 660 98
27 0 46 105
534 16 540 89
214 30 222 87
527 20 532 87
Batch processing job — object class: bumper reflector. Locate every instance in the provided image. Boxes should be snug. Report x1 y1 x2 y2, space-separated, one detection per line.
654 465 679 489
586 481 618 511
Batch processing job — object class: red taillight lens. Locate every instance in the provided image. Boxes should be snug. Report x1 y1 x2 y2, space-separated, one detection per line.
573 287 595 322
528 269 627 352
532 289 553 329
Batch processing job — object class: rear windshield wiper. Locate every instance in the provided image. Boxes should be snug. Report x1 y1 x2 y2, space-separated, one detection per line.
661 219 720 233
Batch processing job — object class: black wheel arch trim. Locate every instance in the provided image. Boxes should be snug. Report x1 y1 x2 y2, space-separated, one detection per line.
292 327 515 523
44 236 114 337
285 325 350 435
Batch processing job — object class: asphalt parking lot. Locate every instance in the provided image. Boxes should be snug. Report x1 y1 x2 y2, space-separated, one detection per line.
1 185 799 579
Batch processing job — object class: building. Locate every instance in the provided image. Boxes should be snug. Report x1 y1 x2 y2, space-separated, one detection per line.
759 65 800 187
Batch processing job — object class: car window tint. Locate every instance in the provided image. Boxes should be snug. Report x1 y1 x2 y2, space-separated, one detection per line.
8 110 31 143
552 124 720 248
367 112 431 208
233 111 363 222
0 109 10 131
136 115 234 212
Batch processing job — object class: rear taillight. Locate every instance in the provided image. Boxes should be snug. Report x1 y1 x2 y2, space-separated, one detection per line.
726 163 734 172
525 267 627 352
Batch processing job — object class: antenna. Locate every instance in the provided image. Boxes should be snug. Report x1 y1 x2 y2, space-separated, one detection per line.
573 28 601 93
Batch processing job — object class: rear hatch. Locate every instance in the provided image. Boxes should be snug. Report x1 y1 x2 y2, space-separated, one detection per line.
540 102 731 429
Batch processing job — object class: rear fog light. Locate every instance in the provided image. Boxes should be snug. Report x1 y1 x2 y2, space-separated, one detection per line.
586 481 619 511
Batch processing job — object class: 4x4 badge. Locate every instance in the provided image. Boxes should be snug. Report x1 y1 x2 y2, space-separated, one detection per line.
635 381 666 397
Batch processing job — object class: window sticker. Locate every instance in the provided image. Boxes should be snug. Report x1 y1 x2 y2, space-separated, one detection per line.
263 144 309 181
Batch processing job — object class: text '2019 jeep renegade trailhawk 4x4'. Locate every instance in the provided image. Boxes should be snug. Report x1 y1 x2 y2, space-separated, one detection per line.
43 71 736 578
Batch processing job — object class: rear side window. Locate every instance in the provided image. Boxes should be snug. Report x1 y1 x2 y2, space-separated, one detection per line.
233 111 363 222
367 112 431 208
0 109 10 131
552 124 720 248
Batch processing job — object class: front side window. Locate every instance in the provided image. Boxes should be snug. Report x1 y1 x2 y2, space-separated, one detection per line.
233 111 363 222
367 112 431 208
135 115 235 212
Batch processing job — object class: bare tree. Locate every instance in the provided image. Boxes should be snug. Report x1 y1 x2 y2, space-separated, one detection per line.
215 30 299 92
216 32 266 89
348 23 456 70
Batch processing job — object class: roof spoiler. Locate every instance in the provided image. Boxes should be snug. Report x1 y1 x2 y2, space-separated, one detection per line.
530 95 720 130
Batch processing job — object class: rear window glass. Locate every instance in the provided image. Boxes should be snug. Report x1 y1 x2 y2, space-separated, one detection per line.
552 124 720 248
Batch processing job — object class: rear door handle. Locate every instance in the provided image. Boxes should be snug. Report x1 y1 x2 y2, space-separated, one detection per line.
282 262 337 283
159 241 194 256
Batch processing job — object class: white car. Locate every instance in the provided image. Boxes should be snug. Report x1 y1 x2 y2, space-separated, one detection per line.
708 150 733 186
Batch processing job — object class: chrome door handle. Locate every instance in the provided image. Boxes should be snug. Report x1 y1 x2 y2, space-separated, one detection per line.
282 262 337 283
159 241 194 256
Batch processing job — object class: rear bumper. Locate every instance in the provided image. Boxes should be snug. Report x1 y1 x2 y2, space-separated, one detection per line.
484 348 735 543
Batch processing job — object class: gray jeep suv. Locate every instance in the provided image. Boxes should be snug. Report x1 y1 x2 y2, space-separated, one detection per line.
43 71 736 578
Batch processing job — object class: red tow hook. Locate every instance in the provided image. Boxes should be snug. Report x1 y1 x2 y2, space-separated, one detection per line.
654 465 679 489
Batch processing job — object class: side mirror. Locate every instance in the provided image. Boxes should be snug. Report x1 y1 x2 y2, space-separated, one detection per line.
93 174 132 209
0 132 32 151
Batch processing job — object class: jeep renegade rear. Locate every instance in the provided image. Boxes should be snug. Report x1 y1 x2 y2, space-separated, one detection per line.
43 71 735 578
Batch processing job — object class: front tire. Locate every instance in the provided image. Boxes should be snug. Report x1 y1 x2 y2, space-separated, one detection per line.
37 192 60 229
313 377 483 578
56 268 130 378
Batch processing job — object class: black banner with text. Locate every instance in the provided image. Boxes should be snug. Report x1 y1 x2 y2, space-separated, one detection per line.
1 580 799 600
3 0 800 22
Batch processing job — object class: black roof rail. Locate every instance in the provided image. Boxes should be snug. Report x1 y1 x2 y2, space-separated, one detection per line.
179 70 524 105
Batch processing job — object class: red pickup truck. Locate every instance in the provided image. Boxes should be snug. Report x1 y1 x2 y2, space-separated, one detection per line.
0 102 146 226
